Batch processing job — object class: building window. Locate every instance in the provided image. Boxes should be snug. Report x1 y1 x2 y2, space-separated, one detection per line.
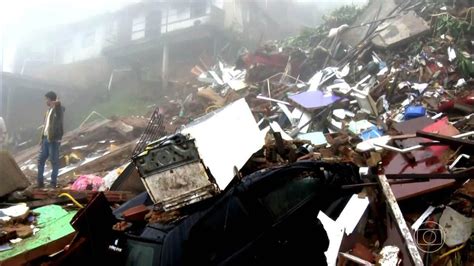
146 9 161 37
190 0 207 18
82 31 95 47
132 15 146 40
107 21 119 43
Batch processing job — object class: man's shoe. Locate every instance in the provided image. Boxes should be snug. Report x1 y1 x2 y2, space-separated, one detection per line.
34 184 45 189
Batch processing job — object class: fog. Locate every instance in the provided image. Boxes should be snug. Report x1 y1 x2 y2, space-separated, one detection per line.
0 0 369 147
1 0 367 71
1 0 138 71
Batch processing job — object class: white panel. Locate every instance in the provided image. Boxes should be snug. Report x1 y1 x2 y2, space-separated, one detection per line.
181 98 264 189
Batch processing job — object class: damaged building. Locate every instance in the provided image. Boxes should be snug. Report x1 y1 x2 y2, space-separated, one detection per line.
2 0 310 150
11 0 304 91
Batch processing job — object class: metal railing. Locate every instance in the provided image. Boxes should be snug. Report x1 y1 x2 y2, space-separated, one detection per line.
103 5 225 47
132 106 166 158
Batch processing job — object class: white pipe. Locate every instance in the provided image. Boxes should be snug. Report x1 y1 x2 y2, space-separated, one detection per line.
449 154 470 171
374 131 474 153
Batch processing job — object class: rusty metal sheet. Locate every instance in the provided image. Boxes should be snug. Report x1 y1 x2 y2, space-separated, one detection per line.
141 162 218 210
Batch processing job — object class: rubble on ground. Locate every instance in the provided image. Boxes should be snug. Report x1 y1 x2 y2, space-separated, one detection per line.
1 0 473 265
14 115 149 188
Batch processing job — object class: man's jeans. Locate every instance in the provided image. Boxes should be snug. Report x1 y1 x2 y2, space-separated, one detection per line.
37 138 60 187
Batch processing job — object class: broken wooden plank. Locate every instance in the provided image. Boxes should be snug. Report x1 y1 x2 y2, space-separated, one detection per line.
31 189 134 203
376 174 423 266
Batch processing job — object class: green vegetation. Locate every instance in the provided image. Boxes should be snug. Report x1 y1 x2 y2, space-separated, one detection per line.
66 88 161 130
282 27 326 50
282 4 363 49
322 4 364 28
95 90 157 118
430 9 473 78
457 50 474 78
432 13 473 41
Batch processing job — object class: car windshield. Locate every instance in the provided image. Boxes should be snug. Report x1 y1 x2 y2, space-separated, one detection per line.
261 176 319 220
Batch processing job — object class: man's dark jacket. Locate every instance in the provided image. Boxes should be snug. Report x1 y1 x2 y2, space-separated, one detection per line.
45 103 65 142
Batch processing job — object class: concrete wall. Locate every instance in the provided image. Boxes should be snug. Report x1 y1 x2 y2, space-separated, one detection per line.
25 57 112 90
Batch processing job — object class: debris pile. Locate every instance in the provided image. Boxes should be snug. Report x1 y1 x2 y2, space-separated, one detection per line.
0 204 36 248
1 0 473 265
15 115 149 187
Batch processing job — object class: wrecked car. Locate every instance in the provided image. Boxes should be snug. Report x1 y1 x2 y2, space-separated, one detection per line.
108 161 361 265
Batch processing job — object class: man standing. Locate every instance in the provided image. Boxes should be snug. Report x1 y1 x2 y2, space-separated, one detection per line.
37 91 64 188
